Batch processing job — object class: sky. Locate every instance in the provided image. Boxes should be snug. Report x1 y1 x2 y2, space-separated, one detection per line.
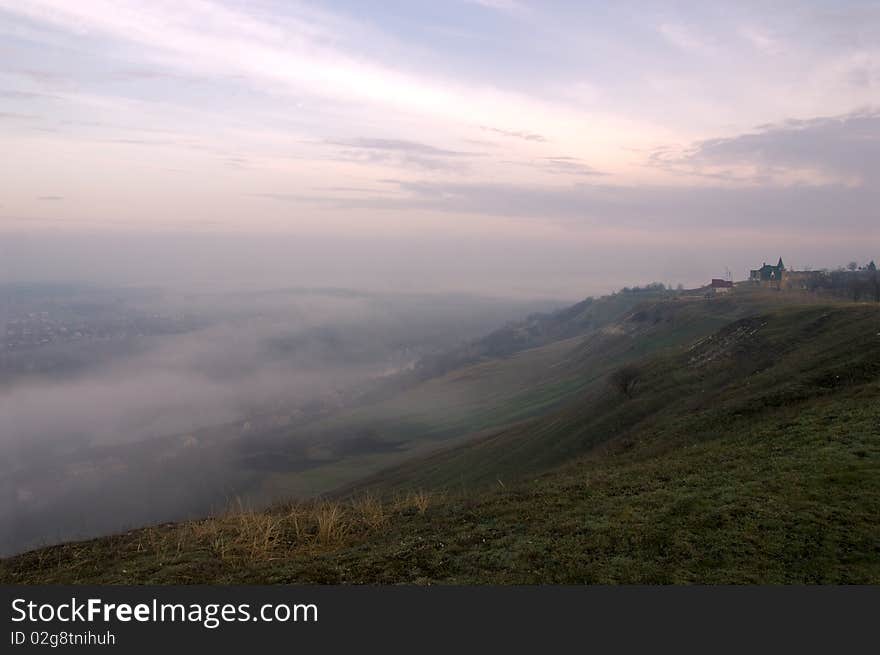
1 0 878 298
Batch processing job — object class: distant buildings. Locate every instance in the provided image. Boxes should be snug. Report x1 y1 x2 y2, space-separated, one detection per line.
710 279 733 294
750 257 785 283
748 257 821 290
746 257 878 298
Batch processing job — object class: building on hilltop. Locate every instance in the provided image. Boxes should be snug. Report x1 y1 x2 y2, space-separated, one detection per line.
750 257 785 283
745 257 877 298
710 278 734 294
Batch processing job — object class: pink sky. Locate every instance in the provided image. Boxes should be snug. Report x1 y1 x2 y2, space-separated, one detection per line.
1 1 878 296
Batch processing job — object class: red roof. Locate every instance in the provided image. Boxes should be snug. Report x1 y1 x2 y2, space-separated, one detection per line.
710 279 733 288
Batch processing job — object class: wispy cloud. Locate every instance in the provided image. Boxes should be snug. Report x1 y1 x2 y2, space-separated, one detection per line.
0 0 567 140
657 23 714 55
328 138 473 157
540 157 604 176
649 109 880 185
339 177 879 237
322 137 482 172
464 0 525 13
0 111 40 120
13 69 71 85
738 26 783 56
480 125 548 142
0 89 58 99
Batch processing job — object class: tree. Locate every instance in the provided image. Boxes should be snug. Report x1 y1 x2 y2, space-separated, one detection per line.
609 364 642 399
847 261 859 271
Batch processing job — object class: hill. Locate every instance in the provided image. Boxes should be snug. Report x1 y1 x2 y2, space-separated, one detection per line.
234 285 788 501
2 290 878 583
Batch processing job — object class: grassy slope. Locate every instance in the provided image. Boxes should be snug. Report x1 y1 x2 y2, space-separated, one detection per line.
3 299 878 584
344 293 842 492
248 288 780 499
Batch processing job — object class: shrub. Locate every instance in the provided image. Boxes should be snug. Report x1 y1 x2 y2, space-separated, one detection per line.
609 364 642 399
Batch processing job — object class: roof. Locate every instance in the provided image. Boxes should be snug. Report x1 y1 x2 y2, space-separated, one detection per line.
710 279 734 288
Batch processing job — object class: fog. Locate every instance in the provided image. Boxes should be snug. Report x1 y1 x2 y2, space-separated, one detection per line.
3 228 875 302
0 283 560 554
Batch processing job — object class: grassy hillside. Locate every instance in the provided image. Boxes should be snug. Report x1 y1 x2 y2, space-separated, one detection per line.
241 287 791 500
3 298 878 584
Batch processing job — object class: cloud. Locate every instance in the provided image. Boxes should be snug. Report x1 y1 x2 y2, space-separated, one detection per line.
248 192 311 202
106 68 185 81
324 137 481 172
464 0 525 12
0 112 40 120
650 109 880 185
320 175 878 239
1 0 877 247
540 157 605 177
226 104 880 234
480 125 548 142
283 111 872 234
13 69 70 85
310 186 396 194
329 138 472 157
0 0 564 140
0 89 58 99
738 26 783 56
37 195 64 201
657 23 714 55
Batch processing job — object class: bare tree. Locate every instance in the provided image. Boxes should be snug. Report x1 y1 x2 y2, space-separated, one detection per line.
847 261 859 271
609 364 642 399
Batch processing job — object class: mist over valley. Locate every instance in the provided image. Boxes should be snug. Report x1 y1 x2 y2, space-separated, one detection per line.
0 283 560 554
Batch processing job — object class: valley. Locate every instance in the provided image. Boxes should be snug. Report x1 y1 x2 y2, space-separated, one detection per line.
4 283 877 583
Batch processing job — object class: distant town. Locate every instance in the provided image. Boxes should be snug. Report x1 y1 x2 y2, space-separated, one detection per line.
3 311 199 352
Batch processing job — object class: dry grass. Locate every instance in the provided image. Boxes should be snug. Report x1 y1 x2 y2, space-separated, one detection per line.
285 504 309 541
117 492 443 568
351 493 388 529
9 490 450 583
410 490 431 514
314 502 346 544
391 489 437 514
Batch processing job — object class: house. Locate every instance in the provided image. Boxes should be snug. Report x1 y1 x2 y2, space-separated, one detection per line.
710 278 734 294
750 257 785 284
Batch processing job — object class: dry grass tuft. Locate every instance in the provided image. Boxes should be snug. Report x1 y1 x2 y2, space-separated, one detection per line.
231 508 283 563
351 493 387 529
285 504 309 541
108 490 447 569
389 490 433 514
315 502 347 544
412 489 431 514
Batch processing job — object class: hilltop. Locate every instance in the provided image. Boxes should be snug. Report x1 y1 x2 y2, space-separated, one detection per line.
2 286 879 583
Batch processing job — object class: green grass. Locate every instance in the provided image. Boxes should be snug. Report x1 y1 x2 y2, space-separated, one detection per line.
2 298 878 584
